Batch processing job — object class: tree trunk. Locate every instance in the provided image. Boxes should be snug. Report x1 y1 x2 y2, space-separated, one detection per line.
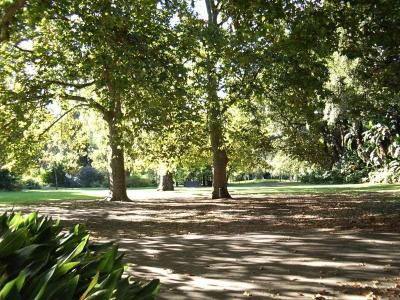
158 171 174 191
209 108 231 199
106 119 130 202
205 0 231 199
54 167 58 190
211 147 231 199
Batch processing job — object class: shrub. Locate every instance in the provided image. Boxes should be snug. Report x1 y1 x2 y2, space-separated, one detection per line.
369 160 400 183
0 212 160 300
41 165 68 187
22 178 41 190
300 153 369 184
78 166 106 187
0 169 20 191
126 175 155 188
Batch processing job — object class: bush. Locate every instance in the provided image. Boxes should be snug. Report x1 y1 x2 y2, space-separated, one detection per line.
369 160 400 183
42 166 82 188
126 175 155 188
78 166 106 187
0 212 160 300
22 178 41 190
42 165 68 187
0 169 20 191
300 153 368 184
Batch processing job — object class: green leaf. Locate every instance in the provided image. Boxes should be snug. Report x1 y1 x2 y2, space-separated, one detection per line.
54 261 80 280
79 271 99 300
98 245 118 273
61 234 89 263
0 229 28 257
27 264 56 300
134 279 161 300
84 289 111 300
0 270 26 299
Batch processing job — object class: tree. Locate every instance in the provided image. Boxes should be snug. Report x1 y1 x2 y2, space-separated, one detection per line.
184 0 264 199
0 0 189 201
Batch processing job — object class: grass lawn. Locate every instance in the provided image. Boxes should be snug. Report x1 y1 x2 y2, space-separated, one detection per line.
0 180 399 204
0 189 102 204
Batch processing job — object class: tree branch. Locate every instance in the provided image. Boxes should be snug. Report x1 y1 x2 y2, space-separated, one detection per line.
204 0 213 25
0 0 27 43
221 68 260 113
37 103 88 138
48 80 96 89
61 93 107 114
13 43 33 53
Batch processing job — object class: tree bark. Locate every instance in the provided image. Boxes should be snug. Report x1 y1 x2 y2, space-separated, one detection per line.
158 171 174 191
0 0 27 43
54 167 58 190
211 147 230 199
102 67 130 202
106 119 130 201
204 0 231 199
209 108 231 199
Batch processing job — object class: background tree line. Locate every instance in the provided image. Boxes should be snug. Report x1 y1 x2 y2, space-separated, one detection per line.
0 0 399 195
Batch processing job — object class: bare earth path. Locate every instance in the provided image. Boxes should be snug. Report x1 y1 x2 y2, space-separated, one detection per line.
1 189 400 299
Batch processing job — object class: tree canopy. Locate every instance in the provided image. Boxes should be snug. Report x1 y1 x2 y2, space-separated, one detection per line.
1 0 398 197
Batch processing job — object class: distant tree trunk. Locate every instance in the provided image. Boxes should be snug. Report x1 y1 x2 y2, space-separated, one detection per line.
158 171 174 191
54 167 58 190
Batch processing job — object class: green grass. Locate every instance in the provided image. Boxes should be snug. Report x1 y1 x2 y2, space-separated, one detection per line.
0 189 103 204
0 181 399 204
176 180 400 196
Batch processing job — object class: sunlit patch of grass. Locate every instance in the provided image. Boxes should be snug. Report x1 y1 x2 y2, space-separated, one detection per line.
176 181 400 196
0 189 102 204
0 181 399 204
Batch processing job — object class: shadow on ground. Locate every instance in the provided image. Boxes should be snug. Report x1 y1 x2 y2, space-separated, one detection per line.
1 192 400 299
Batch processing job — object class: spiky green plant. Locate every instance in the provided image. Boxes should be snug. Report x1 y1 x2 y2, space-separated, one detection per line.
0 212 160 300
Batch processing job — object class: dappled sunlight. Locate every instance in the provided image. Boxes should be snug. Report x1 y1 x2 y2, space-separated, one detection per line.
1 191 400 299
118 232 400 299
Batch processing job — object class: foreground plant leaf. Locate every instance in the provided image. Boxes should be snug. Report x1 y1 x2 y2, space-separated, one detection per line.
0 212 160 300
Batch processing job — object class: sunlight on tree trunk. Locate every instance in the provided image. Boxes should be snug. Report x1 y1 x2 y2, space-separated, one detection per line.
158 171 174 191
209 108 231 199
106 121 130 202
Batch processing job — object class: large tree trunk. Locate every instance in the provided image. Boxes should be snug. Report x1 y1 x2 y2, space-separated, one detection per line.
209 109 231 199
158 171 174 191
211 147 230 199
107 123 129 201
105 117 130 202
104 103 130 201
205 0 231 199
102 67 130 202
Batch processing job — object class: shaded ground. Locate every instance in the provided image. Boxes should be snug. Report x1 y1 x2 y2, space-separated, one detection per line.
1 187 400 299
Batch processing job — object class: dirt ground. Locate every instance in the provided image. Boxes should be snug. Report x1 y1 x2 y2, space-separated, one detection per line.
2 190 400 299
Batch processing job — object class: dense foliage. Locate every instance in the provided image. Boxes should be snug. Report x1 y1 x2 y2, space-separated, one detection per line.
0 169 19 191
0 212 160 300
1 0 399 194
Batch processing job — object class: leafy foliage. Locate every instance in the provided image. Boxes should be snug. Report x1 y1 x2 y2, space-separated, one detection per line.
0 212 160 300
126 175 156 188
0 169 19 191
77 166 106 188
